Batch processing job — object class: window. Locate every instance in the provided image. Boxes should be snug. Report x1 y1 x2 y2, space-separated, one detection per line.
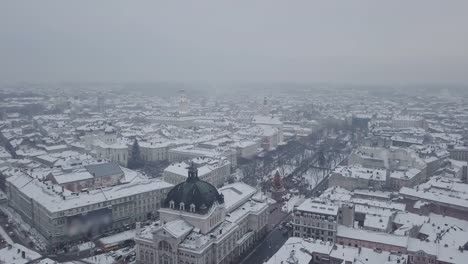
158 241 172 252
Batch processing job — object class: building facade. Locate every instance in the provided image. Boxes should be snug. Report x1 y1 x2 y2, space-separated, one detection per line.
135 164 269 264
292 199 354 243
6 169 172 246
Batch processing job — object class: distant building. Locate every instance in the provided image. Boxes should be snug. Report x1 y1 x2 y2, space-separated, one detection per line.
347 146 428 190
251 114 284 144
93 125 129 166
328 165 387 191
178 89 189 115
392 116 426 129
351 115 371 130
448 145 468 162
139 141 175 162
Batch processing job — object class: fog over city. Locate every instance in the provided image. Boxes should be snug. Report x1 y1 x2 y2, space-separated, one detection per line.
1 0 468 85
1 1 468 264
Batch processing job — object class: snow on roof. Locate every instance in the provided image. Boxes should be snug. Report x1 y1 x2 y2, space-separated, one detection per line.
169 145 222 158
138 141 175 148
407 237 438 254
7 171 173 213
437 245 468 264
337 226 408 248
352 247 408 264
219 182 257 212
53 171 94 184
419 213 468 248
0 243 42 264
231 140 258 148
225 197 268 223
43 144 68 151
85 162 123 178
163 219 193 238
179 220 236 251
364 214 390 230
98 229 136 246
393 212 429 236
352 189 392 200
320 186 352 201
35 154 59 164
400 186 468 210
265 237 317 264
296 198 339 216
351 198 406 211
390 168 421 180
391 135 424 145
164 157 230 178
333 165 387 181
251 115 282 126
268 237 408 264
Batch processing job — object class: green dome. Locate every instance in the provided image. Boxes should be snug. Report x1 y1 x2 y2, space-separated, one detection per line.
163 163 224 214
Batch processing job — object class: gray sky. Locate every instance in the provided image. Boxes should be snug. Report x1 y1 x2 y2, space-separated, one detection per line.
1 0 468 84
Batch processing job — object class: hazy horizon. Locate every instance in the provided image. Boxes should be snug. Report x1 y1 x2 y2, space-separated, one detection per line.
2 1 468 85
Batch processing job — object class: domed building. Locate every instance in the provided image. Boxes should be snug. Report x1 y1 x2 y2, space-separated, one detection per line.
163 163 225 215
135 163 270 264
93 124 128 166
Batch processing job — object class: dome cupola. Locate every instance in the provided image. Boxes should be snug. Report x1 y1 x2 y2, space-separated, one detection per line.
163 162 224 214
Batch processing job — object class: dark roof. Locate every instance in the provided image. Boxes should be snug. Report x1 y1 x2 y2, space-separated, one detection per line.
163 162 224 214
85 162 123 178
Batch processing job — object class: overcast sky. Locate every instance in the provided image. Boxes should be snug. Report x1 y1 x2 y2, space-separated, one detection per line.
1 1 468 85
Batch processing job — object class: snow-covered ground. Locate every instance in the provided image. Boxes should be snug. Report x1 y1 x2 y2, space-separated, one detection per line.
302 168 326 189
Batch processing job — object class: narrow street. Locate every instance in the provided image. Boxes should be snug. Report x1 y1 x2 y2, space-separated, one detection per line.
240 202 291 264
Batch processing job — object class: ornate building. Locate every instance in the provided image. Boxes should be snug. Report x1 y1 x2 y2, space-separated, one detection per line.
93 125 129 166
135 163 269 264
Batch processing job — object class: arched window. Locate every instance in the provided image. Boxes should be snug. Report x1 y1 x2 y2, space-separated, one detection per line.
190 203 196 213
179 202 185 211
169 200 175 209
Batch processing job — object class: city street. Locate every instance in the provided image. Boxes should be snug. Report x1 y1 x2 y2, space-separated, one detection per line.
240 203 291 264
240 222 289 264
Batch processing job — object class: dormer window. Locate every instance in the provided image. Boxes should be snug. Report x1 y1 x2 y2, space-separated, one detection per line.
179 202 185 211
190 203 196 213
169 200 175 209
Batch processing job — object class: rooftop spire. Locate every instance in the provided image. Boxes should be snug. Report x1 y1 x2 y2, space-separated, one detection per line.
187 161 198 181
